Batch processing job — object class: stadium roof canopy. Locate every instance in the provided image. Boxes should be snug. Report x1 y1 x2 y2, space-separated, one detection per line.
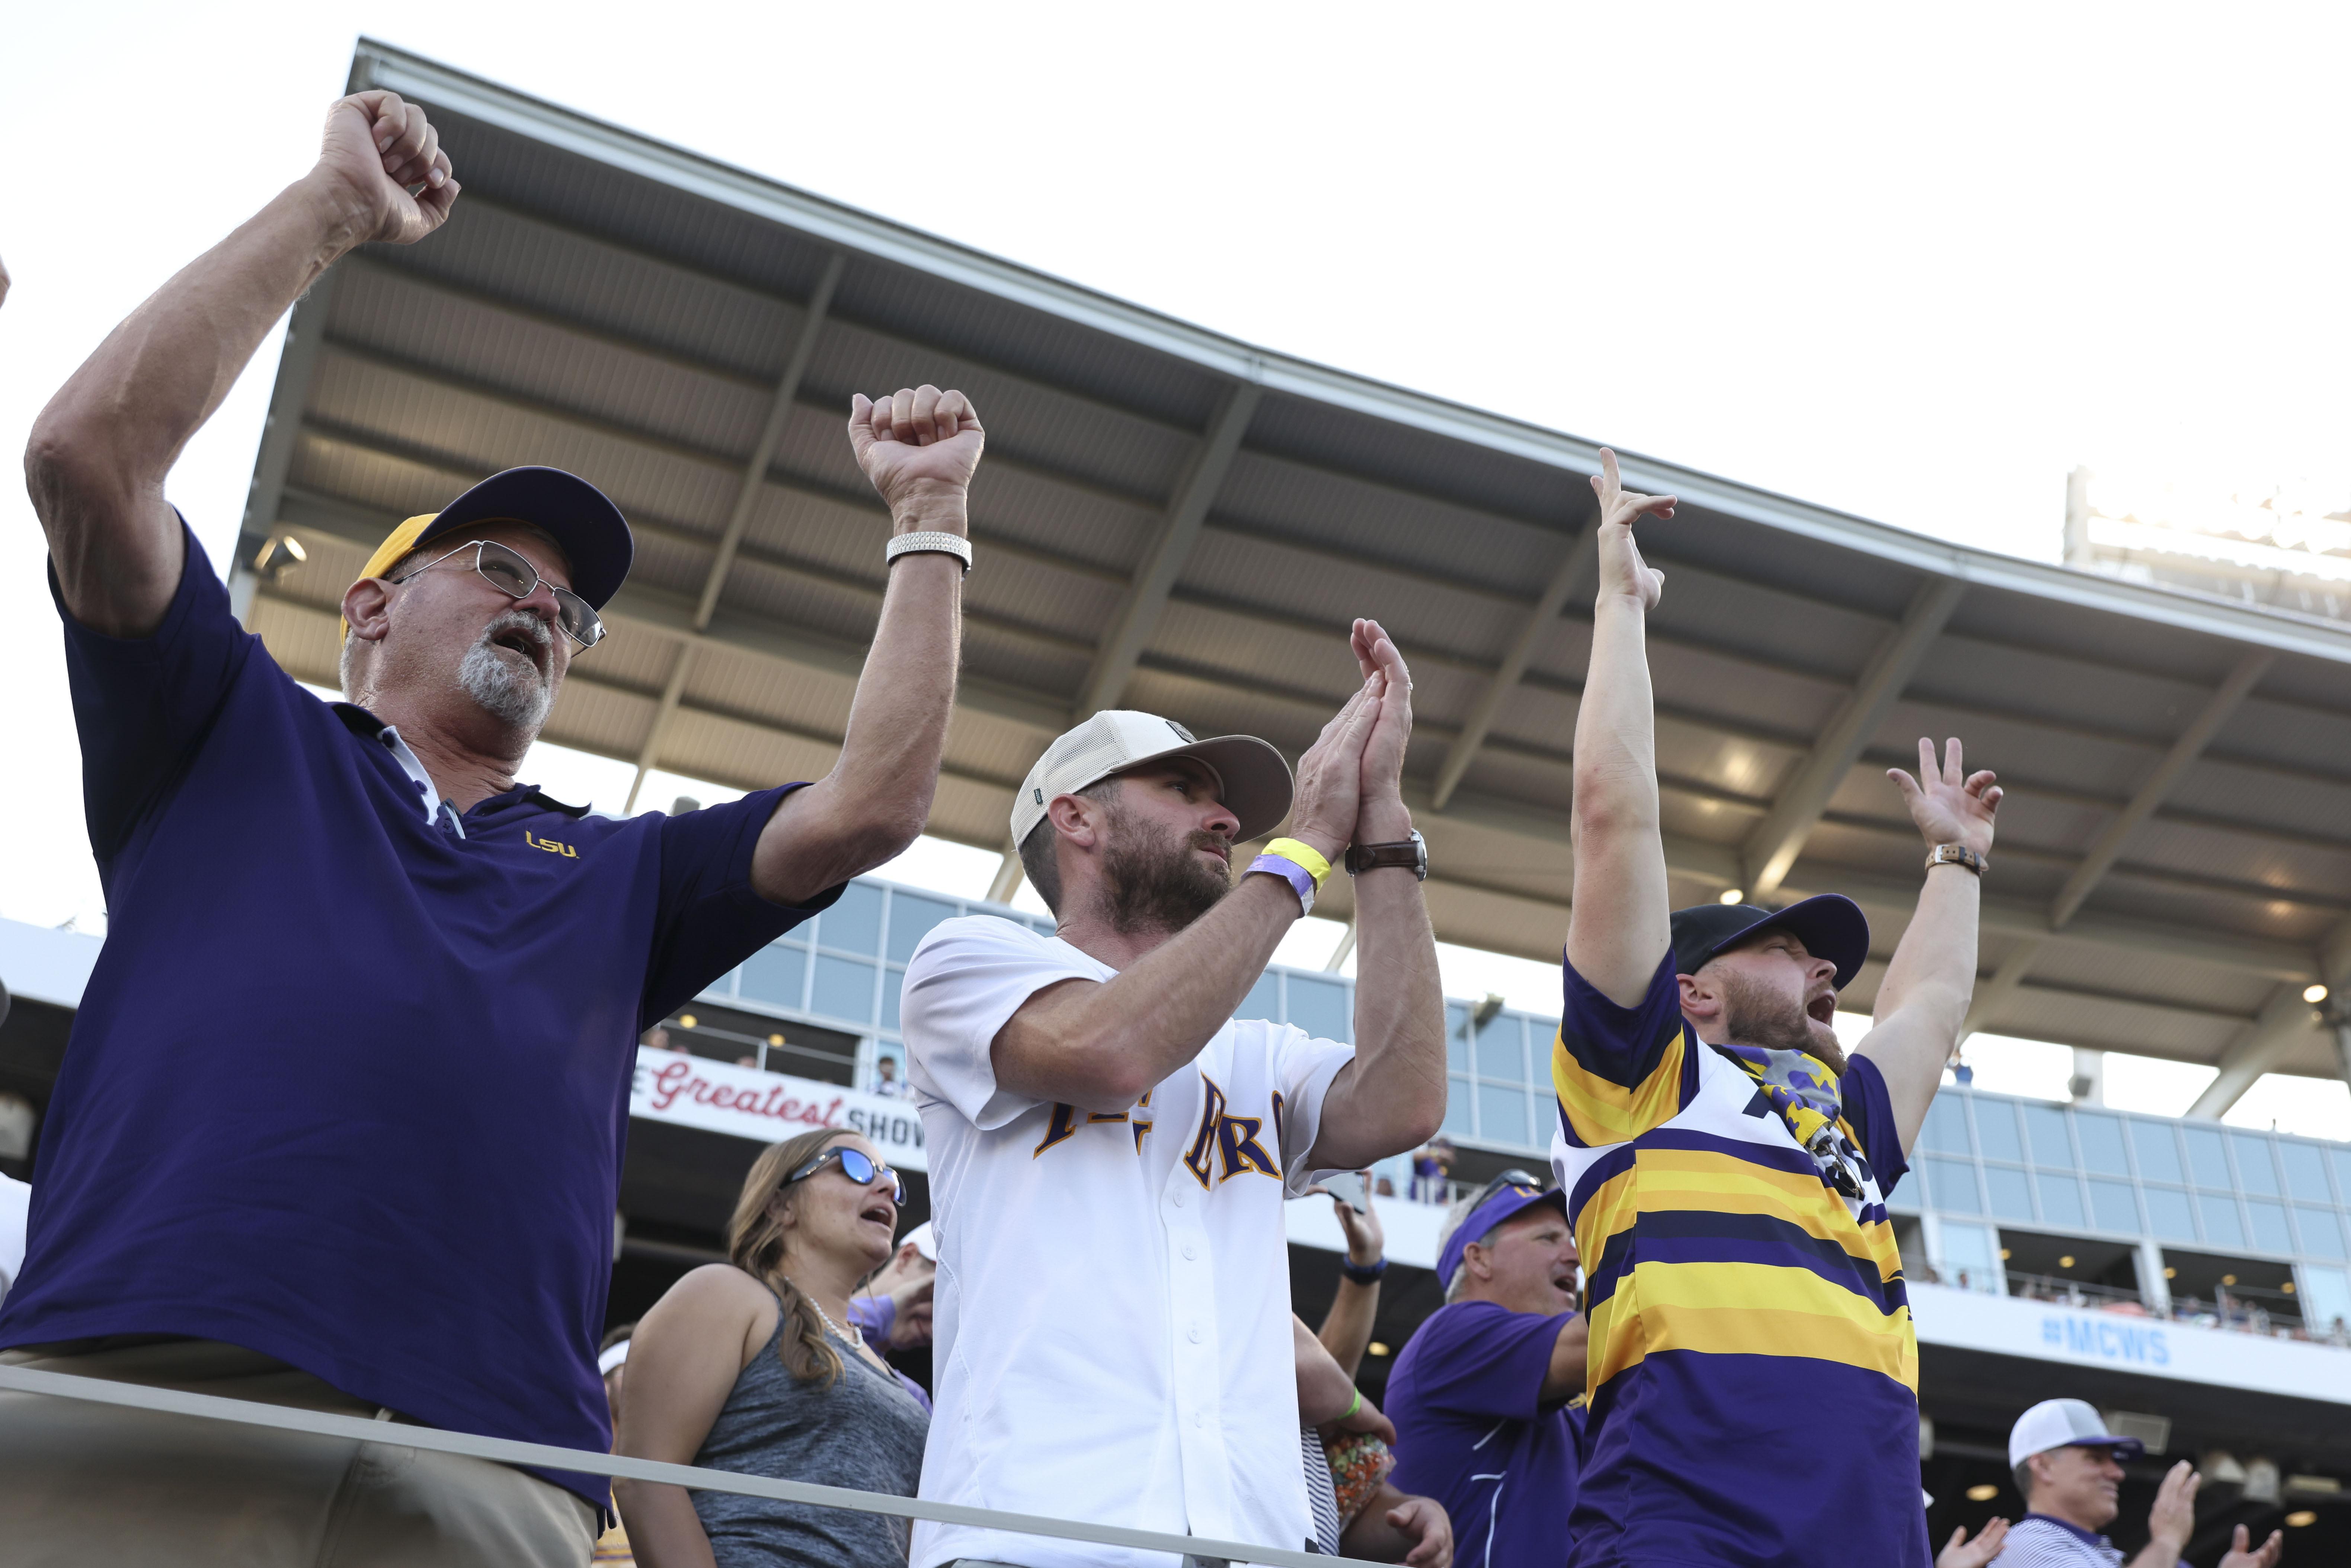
236 41 2351 1116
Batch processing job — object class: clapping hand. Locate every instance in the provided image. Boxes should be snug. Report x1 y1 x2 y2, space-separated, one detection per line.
1348 620 1415 840
2220 1523 2285 1568
1887 737 2000 858
848 387 986 532
1935 1518 2009 1568
1590 448 1673 611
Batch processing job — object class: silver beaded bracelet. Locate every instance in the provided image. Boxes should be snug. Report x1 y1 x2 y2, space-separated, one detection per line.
885 531 973 573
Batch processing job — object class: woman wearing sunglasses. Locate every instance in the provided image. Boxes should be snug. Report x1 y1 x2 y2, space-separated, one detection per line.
617 1129 929 1566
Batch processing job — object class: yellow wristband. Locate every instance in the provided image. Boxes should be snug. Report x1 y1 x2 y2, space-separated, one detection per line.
1264 837 1332 887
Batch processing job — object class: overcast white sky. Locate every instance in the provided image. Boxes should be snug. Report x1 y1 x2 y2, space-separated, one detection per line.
5 4 2350 1130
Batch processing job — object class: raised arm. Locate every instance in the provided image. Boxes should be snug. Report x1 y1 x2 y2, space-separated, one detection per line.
26 93 455 637
752 387 978 905
991 678 1384 1111
1311 1175 1384 1376
1564 449 1677 1007
1855 737 2000 1152
1312 620 1447 1170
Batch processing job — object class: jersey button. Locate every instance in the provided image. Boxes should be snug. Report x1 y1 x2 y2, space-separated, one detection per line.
1183 1244 1197 1261
1189 1324 1202 1343
1171 1191 1186 1207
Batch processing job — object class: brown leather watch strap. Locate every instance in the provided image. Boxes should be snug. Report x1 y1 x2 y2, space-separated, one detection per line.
1344 831 1427 879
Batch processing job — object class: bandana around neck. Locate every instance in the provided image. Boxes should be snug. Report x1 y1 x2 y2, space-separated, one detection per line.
1718 1044 1864 1200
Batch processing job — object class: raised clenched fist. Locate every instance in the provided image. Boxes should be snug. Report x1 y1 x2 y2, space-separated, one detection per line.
848 386 986 533
314 90 459 247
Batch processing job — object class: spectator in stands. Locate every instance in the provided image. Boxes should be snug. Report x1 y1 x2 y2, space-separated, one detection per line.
871 1052 914 1098
1551 452 2001 1567
1305 1169 1386 1375
647 1025 688 1055
0 87 982 1562
1996 1399 2281 1567
1385 1171 1588 1568
849 1219 936 1356
898 622 1446 1568
1295 1314 1453 1565
616 1129 930 1566
1410 1135 1456 1203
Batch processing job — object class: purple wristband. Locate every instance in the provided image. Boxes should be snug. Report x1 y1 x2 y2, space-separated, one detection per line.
1248 854 1317 915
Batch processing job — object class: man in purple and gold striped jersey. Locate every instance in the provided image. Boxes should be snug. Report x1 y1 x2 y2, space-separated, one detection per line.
1550 451 2003 1568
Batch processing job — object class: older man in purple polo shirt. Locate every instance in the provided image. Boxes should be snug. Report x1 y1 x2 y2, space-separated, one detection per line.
1 89 983 1566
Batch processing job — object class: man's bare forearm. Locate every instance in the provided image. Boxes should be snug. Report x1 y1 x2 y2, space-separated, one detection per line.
1565 592 1672 1007
1857 864 1980 1149
995 874 1305 1111
1316 826 1445 1167
1318 1277 1378 1379
752 551 960 903
30 175 370 636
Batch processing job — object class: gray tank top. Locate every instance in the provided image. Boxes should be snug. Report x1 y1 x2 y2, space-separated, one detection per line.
690 1285 931 1565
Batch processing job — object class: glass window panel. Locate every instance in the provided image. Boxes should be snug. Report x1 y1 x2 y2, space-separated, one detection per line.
2129 1121 2184 1185
2184 1124 2232 1189
2294 1206 2346 1260
885 893 959 964
1924 1157 1980 1213
1286 975 1353 1044
1973 1101 2024 1165
1984 1165 2034 1222
2280 1142 2333 1204
881 975 901 1033
1938 1220 2000 1293
739 945 806 1008
1240 973 1280 1022
2142 1187 2196 1243
2038 1173 2086 1229
818 882 885 955
1921 1097 1972 1156
1477 1016 1526 1081
2231 1135 2280 1196
2198 1193 2245 1248
812 955 877 1023
2302 1265 2351 1334
2089 1178 2140 1233
2332 1149 2351 1202
1445 1006 1472 1074
2247 1199 2293 1254
2024 1104 2075 1169
1443 1078 1474 1139
1477 1083 1530 1147
2075 1114 2130 1176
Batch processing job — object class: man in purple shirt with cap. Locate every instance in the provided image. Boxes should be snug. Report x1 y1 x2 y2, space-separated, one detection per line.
1386 1168 1590 1568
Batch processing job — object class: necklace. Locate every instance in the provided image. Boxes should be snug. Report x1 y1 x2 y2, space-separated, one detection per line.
778 1275 856 1348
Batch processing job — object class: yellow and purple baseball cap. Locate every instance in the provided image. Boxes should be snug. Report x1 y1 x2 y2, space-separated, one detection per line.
342 466 633 639
1436 1169 1569 1288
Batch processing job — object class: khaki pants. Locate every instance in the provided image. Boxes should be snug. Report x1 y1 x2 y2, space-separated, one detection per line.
0 1337 599 1568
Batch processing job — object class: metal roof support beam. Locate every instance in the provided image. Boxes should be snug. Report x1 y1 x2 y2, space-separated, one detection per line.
230 269 343 626
624 253 845 810
1958 941 2044 1045
1074 384 1260 720
1431 527 1596 812
2048 649 2273 929
2187 983 2320 1120
986 835 1024 905
1742 577 1965 899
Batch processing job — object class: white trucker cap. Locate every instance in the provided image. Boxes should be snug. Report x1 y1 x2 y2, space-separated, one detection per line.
1010 710 1294 848
903 1220 937 1261
2008 1398 2146 1469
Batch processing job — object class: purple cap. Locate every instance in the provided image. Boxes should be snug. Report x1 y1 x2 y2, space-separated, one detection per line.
1435 1172 1567 1288
412 466 634 609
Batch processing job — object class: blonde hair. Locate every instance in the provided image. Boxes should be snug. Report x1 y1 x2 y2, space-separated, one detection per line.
727 1127 858 1386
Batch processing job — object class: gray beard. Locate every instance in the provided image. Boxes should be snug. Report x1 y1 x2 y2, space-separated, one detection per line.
457 612 554 731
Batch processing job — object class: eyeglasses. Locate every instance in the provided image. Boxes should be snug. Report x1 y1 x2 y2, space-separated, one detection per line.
785 1146 906 1207
390 539 605 651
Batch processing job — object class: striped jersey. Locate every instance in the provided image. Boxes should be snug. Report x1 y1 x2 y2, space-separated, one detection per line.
1549 953 1928 1568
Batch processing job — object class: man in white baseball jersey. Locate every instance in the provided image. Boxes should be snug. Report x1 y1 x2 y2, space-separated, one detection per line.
901 618 1445 1568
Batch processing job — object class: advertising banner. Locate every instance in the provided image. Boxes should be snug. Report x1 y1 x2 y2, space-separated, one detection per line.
628 1048 928 1171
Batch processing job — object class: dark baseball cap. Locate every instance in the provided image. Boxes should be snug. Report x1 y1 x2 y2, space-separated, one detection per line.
1669 894 1871 991
1435 1170 1569 1287
355 467 635 616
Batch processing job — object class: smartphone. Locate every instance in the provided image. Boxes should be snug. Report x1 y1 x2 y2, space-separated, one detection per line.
1322 1170 1369 1213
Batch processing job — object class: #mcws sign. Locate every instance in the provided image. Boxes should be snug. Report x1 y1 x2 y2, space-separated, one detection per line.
628 1047 927 1171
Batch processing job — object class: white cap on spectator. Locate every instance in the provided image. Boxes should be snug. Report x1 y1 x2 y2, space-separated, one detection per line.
1009 711 1293 847
597 1340 630 1376
2008 1398 2145 1469
904 1221 937 1262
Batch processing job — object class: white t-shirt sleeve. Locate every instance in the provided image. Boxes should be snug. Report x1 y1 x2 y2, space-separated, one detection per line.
1268 1025 1357 1196
901 917 1103 1132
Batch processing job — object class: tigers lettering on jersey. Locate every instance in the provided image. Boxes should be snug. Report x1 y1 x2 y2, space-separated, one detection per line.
1034 1088 1155 1158
1182 1073 1281 1189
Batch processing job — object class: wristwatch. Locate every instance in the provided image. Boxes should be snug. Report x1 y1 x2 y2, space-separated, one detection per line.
1925 844 1987 876
1346 831 1428 880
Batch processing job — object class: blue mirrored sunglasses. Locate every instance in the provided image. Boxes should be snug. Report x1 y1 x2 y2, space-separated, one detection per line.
785 1145 905 1206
